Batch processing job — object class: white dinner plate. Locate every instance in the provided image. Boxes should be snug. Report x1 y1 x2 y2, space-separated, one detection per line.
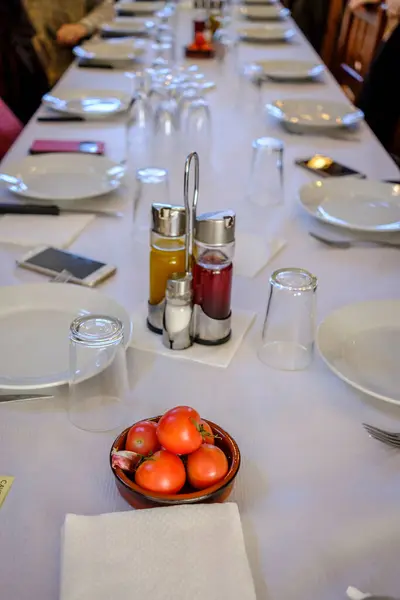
256 60 325 81
238 24 295 42
73 38 145 64
101 17 155 36
267 98 364 132
239 5 290 20
115 1 165 15
299 178 400 232
0 284 132 390
2 154 125 202
42 89 132 118
317 300 400 406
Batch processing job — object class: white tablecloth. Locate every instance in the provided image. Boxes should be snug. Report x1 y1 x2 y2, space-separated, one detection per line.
1 7 400 600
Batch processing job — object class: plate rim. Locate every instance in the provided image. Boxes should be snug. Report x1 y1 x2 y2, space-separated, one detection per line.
239 5 289 18
256 59 324 78
238 25 295 40
2 153 124 202
73 38 145 61
317 299 400 406
0 283 133 390
267 98 364 128
298 178 400 232
42 88 132 116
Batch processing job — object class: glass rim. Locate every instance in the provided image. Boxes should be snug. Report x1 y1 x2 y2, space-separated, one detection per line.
252 136 284 152
270 268 317 292
70 315 124 347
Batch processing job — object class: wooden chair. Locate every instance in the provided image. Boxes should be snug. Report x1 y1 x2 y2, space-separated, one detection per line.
333 3 388 102
321 0 346 69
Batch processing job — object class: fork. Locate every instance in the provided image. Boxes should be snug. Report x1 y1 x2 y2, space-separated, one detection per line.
363 423 400 448
309 232 400 249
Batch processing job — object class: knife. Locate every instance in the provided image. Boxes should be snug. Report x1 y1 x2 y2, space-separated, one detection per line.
37 115 85 122
0 203 123 217
77 61 115 70
0 394 54 404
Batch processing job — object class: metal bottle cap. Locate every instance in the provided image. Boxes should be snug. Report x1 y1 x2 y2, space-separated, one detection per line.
195 210 236 246
166 272 193 298
151 203 186 238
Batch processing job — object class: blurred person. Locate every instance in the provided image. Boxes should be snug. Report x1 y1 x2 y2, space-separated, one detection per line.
349 0 400 153
290 0 331 53
357 21 400 154
349 0 400 38
0 0 49 126
24 0 114 85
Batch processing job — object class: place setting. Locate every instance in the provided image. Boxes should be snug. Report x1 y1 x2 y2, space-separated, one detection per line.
115 0 167 16
266 97 364 140
2 0 400 597
238 4 290 21
237 23 296 43
100 17 156 38
252 59 325 82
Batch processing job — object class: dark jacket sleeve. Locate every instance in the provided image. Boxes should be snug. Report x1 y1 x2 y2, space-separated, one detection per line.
290 0 331 53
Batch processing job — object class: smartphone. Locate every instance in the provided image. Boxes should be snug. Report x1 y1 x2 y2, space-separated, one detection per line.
295 155 365 178
16 246 116 287
30 140 105 155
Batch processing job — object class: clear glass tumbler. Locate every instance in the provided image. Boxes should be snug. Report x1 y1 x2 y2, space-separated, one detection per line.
246 137 284 207
258 268 317 371
68 315 130 432
133 167 170 232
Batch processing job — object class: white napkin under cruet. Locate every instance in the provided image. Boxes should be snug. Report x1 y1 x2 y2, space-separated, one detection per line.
60 503 256 600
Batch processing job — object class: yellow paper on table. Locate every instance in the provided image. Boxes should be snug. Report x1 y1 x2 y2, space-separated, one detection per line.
0 477 14 508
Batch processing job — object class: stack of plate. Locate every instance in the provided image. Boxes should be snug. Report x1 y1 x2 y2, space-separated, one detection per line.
101 17 155 38
299 178 400 233
42 89 133 119
239 5 289 20
238 24 295 42
266 98 364 134
0 284 132 390
0 154 125 204
254 60 324 81
317 299 400 406
115 1 165 15
73 38 146 67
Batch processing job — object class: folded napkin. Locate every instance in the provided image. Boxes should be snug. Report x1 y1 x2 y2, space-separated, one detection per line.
130 306 255 368
60 503 256 600
235 232 287 278
0 214 95 248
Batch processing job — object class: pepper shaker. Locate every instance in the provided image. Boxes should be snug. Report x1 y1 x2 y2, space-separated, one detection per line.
162 273 194 350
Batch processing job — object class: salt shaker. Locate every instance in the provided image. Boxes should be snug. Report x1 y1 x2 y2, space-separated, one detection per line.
162 272 194 350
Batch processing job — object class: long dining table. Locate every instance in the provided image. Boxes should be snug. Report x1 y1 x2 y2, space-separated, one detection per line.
1 5 400 600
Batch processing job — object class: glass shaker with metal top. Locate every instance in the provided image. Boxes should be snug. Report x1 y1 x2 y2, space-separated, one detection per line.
162 272 194 350
193 209 236 345
148 203 186 334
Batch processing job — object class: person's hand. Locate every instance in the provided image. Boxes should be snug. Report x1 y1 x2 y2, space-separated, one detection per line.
56 23 89 46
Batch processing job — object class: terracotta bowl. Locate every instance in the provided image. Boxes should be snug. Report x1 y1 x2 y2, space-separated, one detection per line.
110 417 241 509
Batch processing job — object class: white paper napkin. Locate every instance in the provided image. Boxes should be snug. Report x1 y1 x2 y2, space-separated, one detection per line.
347 587 373 600
0 214 95 248
235 232 287 278
130 305 255 368
60 503 257 600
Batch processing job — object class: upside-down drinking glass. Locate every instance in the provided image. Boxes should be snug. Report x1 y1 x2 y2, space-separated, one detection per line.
68 315 130 432
258 268 318 371
246 137 284 207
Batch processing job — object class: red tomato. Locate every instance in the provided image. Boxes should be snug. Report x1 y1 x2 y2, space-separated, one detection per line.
125 421 160 456
199 420 214 445
135 450 186 494
187 444 229 490
157 406 202 455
